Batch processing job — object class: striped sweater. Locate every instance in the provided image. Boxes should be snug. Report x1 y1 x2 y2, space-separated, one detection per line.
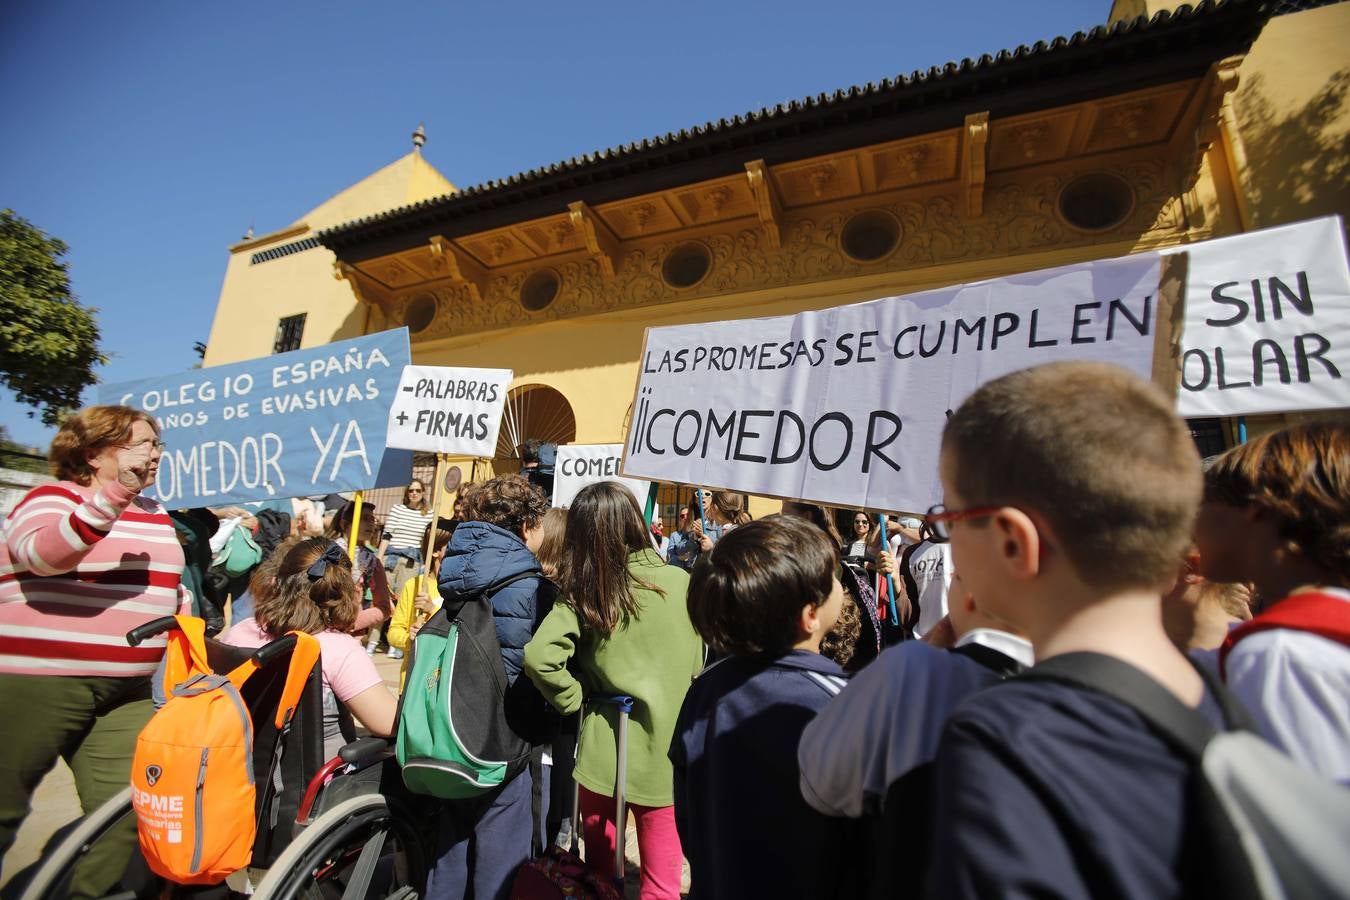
0 480 187 677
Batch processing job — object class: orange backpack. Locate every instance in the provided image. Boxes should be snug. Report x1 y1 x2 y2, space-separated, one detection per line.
131 616 320 884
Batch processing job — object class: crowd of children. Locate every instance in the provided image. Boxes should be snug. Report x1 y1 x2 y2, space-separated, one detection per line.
2 360 1345 900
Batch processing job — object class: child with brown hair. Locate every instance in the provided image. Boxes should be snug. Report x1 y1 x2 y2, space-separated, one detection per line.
222 537 397 758
670 515 851 900
524 481 701 899
927 361 1223 898
1194 420 1350 779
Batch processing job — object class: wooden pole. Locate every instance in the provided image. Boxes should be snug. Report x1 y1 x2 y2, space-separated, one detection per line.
422 454 446 573
346 490 364 562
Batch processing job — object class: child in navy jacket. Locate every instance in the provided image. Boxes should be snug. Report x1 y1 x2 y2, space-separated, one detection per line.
669 515 853 900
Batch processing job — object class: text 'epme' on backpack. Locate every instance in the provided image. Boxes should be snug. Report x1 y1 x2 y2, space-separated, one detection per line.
396 570 542 799
130 615 320 885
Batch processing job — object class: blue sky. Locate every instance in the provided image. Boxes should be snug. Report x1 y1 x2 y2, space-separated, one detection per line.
0 0 1103 450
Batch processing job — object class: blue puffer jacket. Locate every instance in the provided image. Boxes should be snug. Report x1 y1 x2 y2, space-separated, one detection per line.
437 520 548 685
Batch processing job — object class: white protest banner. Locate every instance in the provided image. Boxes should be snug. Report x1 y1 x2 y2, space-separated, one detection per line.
1171 216 1350 417
552 444 651 508
621 254 1163 514
386 366 513 456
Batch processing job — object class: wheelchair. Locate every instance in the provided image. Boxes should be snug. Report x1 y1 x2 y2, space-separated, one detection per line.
14 617 435 900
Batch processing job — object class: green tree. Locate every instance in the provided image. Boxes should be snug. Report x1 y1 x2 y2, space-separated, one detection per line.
0 209 105 425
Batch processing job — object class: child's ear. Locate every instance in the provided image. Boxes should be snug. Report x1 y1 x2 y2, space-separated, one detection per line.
991 507 1042 580
797 601 822 639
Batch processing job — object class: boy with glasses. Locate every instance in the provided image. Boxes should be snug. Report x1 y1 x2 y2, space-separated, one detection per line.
928 361 1223 899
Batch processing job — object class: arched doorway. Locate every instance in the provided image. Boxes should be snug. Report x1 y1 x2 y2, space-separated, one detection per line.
494 384 577 467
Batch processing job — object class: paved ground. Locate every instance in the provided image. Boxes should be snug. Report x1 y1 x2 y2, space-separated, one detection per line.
1 649 689 897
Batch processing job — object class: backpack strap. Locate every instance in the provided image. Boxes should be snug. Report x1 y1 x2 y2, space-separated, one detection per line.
1219 591 1350 679
1020 652 1254 760
273 632 321 729
222 631 322 729
441 569 543 618
161 614 212 696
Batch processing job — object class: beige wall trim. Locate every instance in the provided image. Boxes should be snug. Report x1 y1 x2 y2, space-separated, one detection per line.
229 222 310 253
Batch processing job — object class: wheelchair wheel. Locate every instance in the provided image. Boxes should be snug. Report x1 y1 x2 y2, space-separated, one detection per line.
16 787 140 900
251 793 427 900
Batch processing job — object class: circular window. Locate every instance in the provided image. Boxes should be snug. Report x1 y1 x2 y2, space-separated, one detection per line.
841 210 902 262
520 269 561 312
1057 173 1134 232
661 242 712 289
404 293 437 333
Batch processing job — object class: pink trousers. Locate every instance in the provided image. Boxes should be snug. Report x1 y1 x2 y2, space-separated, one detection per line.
578 784 683 900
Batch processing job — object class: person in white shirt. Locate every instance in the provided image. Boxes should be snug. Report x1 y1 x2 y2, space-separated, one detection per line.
898 525 952 640
799 572 1032 819
1193 421 1350 782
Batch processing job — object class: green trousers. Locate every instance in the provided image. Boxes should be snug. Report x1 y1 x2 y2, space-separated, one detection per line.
0 672 152 899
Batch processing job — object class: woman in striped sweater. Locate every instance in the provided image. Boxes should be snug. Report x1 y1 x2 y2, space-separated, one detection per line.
0 406 186 897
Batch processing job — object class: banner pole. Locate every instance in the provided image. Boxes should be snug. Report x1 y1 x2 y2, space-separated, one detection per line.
347 491 364 562
878 513 900 626
423 454 446 574
1237 416 1248 444
695 487 708 534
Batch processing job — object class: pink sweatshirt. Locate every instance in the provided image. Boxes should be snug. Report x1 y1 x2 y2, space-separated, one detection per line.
0 480 187 677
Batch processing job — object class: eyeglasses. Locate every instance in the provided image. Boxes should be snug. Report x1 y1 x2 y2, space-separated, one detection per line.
923 503 1000 542
119 439 167 452
407 488 423 493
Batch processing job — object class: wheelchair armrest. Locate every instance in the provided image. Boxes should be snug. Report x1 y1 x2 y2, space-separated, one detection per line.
338 736 392 767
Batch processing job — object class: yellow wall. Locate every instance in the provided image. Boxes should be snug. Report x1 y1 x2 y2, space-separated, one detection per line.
1228 3 1350 230
203 151 455 367
202 240 368 365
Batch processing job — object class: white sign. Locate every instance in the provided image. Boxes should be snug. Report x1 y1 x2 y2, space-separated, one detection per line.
552 444 651 509
621 255 1162 513
1172 216 1350 417
386 365 513 456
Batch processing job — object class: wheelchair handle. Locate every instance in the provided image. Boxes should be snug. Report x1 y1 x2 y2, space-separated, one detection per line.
592 694 635 715
126 615 179 647
253 633 299 666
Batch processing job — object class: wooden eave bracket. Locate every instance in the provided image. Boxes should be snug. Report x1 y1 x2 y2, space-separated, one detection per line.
1186 56 1244 188
430 235 489 303
567 201 621 278
963 111 989 218
333 261 393 311
744 160 783 250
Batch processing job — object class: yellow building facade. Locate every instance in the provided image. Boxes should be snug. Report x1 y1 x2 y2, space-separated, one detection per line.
203 1 1349 516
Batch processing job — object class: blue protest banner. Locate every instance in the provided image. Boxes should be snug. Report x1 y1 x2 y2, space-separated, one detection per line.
98 329 413 509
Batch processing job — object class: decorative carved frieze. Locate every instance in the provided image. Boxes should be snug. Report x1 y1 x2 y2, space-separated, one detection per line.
384 159 1184 343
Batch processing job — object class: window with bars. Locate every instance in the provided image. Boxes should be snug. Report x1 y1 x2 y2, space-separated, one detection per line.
273 314 307 354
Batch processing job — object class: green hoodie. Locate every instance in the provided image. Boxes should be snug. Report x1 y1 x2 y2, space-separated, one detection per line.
523 549 703 807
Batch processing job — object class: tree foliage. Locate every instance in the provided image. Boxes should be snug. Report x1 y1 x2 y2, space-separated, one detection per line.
0 209 105 425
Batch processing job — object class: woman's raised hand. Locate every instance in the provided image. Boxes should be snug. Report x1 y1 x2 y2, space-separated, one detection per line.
116 445 154 493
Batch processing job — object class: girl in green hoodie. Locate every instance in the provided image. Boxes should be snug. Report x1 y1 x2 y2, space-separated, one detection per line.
524 482 703 899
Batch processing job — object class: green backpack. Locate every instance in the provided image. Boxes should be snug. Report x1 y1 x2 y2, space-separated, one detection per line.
212 523 263 578
395 570 540 799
